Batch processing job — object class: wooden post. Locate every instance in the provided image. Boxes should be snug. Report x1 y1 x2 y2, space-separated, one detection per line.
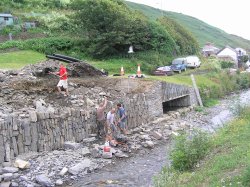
190 74 203 107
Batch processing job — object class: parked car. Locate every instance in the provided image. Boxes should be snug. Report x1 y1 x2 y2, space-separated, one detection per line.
152 66 174 76
171 58 187 73
185 56 201 68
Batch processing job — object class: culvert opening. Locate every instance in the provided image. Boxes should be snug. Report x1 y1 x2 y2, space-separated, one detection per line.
162 95 190 113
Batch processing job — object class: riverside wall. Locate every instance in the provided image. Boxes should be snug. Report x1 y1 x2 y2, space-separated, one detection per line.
0 81 198 164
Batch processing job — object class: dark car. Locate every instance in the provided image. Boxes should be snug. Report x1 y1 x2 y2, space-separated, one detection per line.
171 58 187 73
152 66 174 76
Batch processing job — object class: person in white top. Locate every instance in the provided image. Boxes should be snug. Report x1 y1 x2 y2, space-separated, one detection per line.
106 108 116 136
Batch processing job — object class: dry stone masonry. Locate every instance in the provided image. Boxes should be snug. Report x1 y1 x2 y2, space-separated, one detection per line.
0 60 199 186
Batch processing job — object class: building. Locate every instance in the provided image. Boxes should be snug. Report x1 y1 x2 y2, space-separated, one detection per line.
0 13 14 27
216 46 238 62
202 43 220 57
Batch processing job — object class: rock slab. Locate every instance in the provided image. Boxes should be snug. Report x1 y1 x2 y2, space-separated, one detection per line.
36 174 53 187
68 159 91 175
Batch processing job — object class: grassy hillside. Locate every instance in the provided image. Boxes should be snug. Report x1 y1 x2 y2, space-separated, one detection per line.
126 1 250 50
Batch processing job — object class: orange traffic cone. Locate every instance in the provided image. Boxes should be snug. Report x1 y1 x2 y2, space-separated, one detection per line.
137 64 141 78
120 66 124 76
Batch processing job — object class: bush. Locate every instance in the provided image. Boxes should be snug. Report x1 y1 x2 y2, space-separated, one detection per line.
72 0 179 58
220 60 234 69
0 37 84 54
170 130 211 171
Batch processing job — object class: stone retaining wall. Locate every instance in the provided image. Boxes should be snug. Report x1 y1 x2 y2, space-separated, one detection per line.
0 108 96 165
0 81 199 164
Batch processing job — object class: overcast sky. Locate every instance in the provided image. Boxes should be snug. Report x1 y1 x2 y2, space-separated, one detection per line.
126 0 250 40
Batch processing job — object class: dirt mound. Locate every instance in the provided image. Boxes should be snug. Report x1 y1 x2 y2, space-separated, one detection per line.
67 61 103 77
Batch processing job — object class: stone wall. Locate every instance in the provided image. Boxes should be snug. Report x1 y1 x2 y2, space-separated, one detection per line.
0 108 96 165
0 81 199 163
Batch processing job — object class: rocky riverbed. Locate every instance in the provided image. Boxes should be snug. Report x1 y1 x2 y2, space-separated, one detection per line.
70 90 250 187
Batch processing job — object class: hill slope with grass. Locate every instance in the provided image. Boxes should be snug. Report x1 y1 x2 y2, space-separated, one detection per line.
126 1 250 50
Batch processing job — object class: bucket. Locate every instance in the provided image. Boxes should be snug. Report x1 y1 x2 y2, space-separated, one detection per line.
104 141 111 152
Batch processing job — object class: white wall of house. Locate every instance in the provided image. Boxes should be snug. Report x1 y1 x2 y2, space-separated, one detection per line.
217 47 237 62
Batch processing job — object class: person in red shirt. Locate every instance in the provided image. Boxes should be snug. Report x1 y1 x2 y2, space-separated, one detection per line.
51 63 69 96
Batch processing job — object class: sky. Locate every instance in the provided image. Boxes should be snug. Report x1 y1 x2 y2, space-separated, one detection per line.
126 0 250 40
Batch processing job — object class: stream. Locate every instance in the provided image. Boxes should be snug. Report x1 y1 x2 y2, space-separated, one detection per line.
71 89 250 187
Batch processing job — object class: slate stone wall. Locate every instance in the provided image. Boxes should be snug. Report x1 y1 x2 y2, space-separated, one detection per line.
0 81 198 164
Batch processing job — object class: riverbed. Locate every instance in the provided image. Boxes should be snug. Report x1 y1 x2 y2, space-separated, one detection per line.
71 89 250 187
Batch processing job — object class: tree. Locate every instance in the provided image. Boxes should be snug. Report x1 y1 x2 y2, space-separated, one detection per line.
158 17 200 55
71 0 177 58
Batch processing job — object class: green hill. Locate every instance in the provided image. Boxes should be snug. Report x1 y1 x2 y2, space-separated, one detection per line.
126 1 250 50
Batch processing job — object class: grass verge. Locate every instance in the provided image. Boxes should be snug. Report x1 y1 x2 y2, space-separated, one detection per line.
0 50 46 69
154 107 250 187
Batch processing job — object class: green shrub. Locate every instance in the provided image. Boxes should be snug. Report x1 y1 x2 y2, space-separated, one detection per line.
220 60 234 69
170 130 211 171
0 37 84 54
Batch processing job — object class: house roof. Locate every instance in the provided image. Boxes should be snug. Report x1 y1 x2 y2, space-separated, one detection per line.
0 14 13 18
216 45 237 55
202 43 219 52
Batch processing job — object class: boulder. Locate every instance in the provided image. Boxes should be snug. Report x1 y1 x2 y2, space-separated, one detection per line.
115 151 129 158
55 179 63 186
36 174 53 187
68 159 92 175
2 167 18 174
10 182 19 187
80 147 90 156
150 131 162 140
90 148 102 158
102 152 112 159
64 141 81 150
59 167 68 176
144 141 154 148
14 159 30 169
0 182 11 187
2 173 13 182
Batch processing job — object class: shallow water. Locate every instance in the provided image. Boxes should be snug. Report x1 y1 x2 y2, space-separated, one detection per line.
72 144 170 187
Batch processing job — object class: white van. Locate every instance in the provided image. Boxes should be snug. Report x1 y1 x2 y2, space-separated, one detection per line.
185 56 201 68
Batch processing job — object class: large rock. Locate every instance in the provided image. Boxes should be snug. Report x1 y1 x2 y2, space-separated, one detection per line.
102 151 112 159
55 179 63 186
80 147 90 156
0 182 11 187
2 173 13 182
14 159 30 169
10 182 19 187
64 141 81 150
143 141 154 148
68 159 92 175
90 148 102 158
59 167 68 176
2 167 18 174
151 131 162 140
36 174 53 187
